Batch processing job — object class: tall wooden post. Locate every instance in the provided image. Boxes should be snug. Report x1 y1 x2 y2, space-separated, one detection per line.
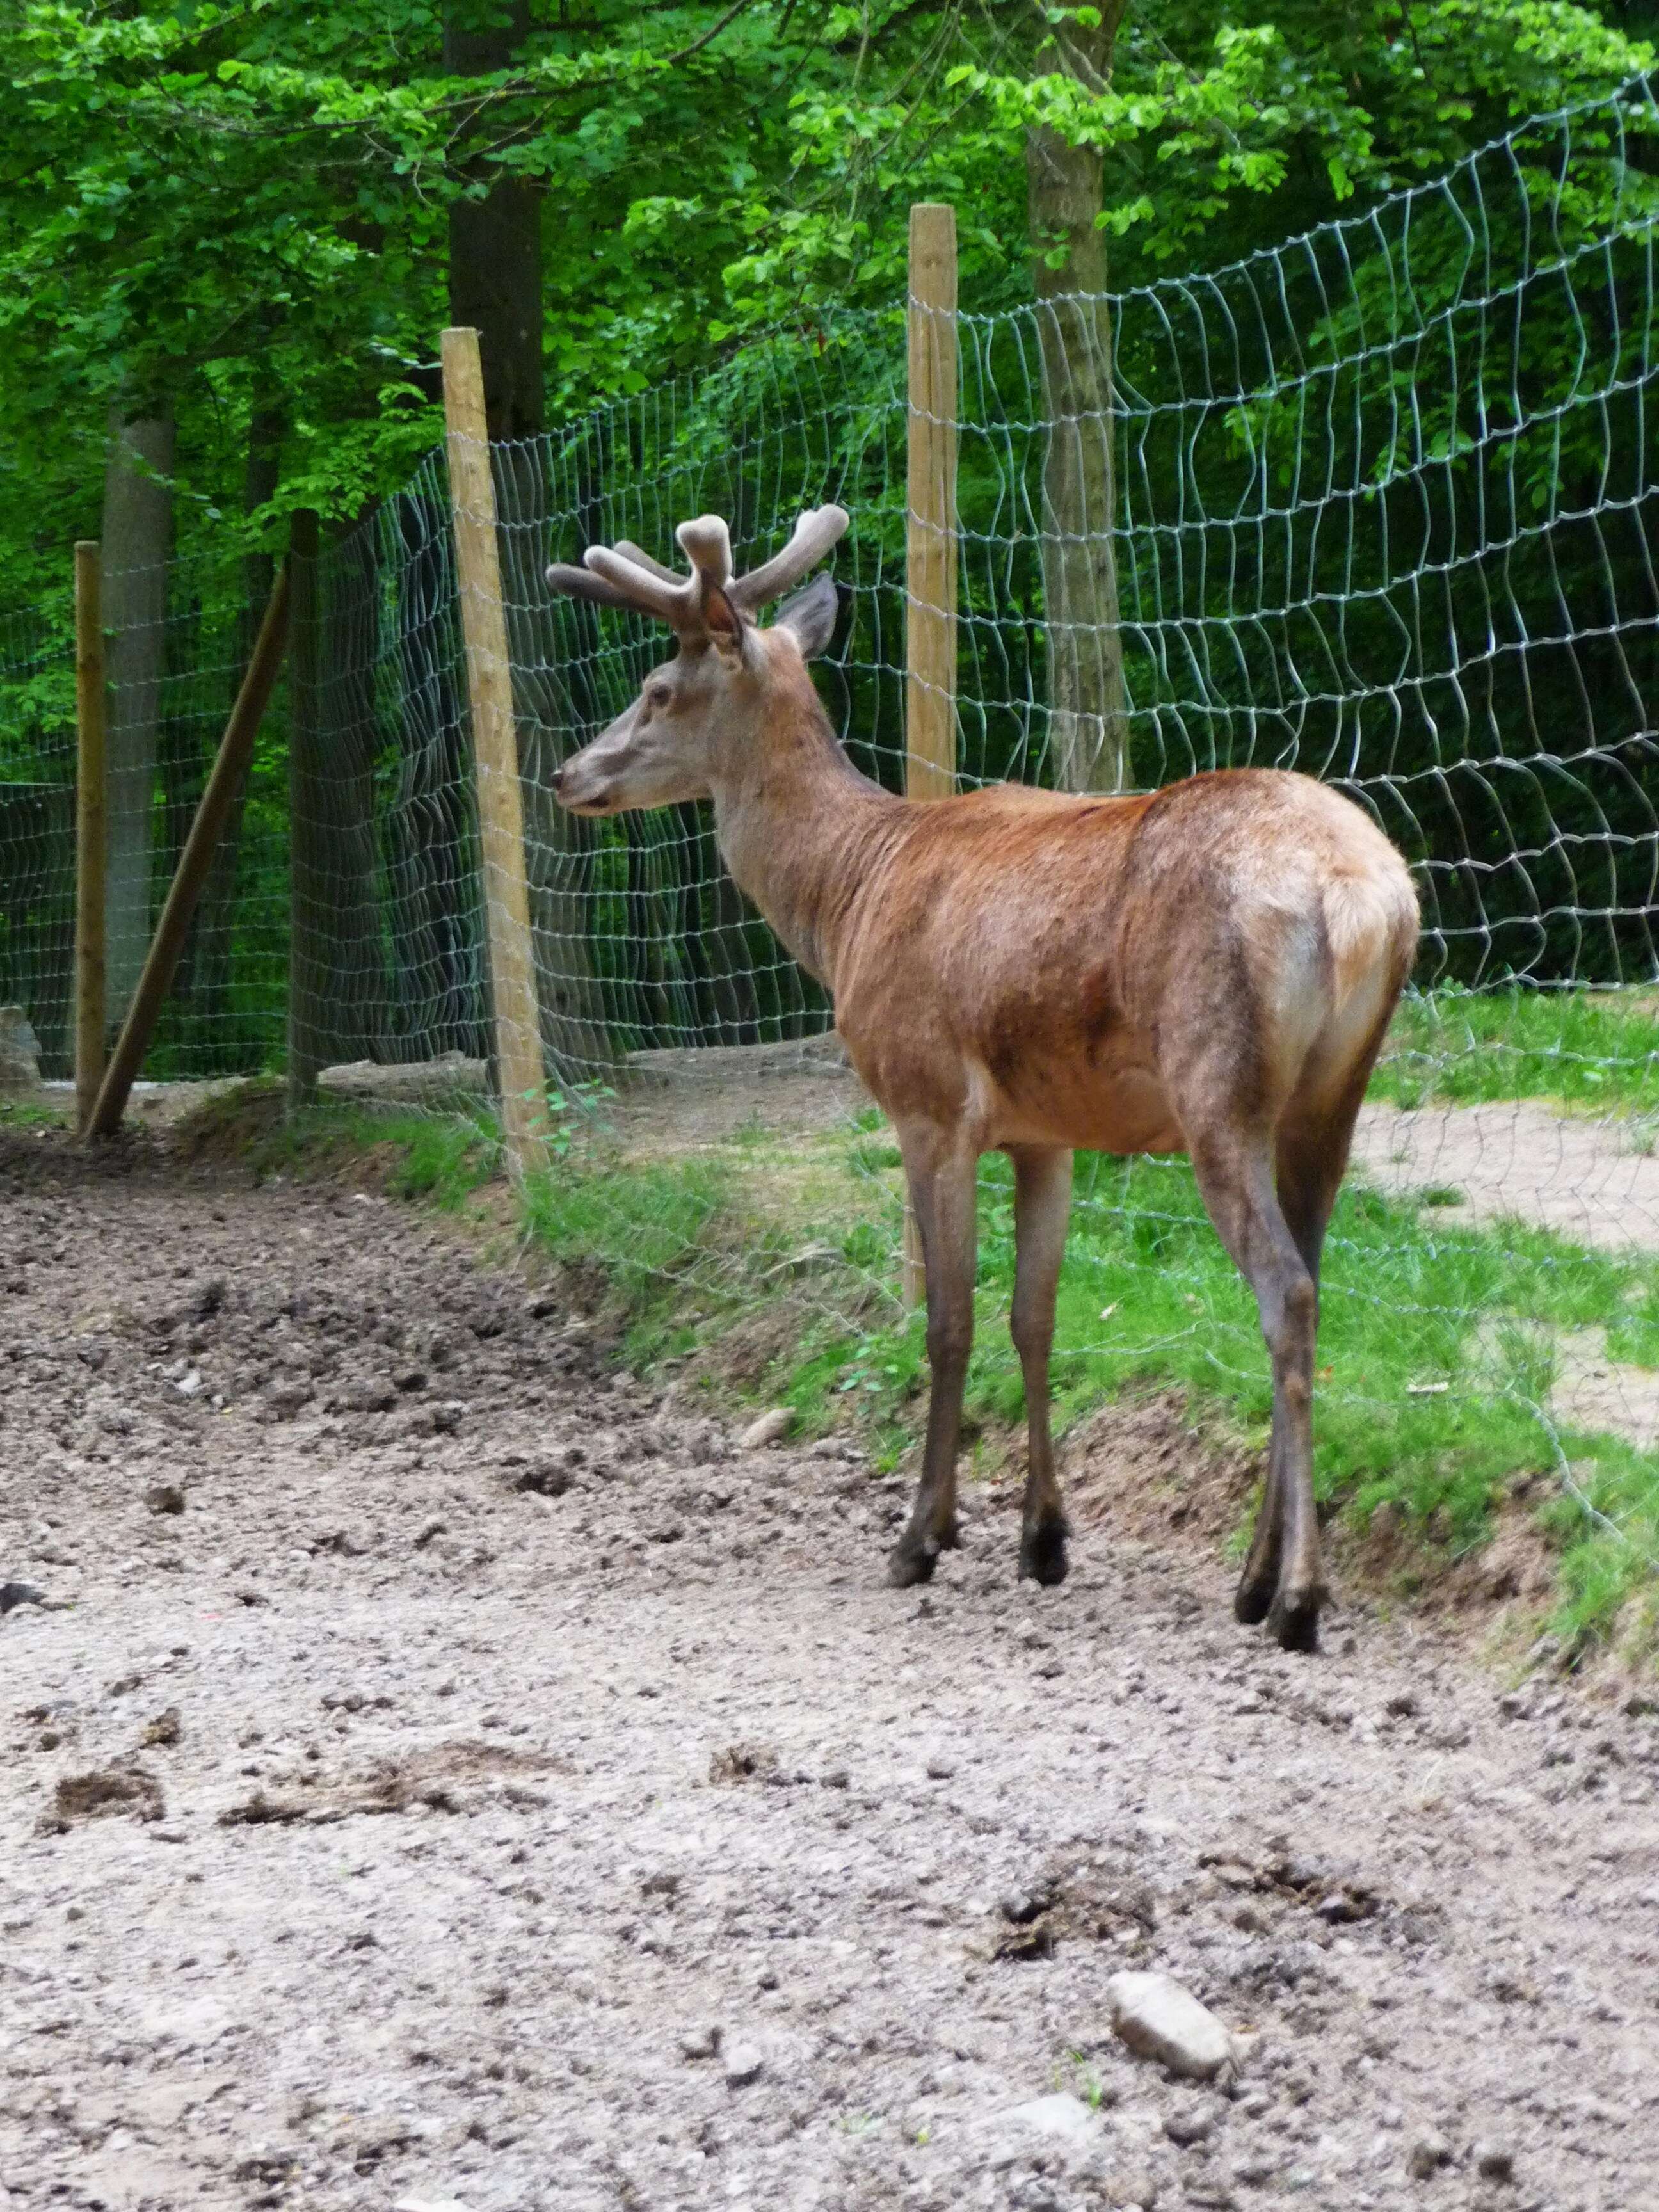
902 202 959 1306
441 325 549 1183
86 571 291 1139
73 542 107 1132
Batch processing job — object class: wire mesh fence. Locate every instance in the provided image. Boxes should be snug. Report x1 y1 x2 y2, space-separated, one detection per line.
4 74 1659 1626
0 603 75 1076
0 553 297 1084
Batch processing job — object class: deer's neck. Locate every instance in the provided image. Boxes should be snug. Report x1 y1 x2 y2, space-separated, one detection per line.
711 692 906 993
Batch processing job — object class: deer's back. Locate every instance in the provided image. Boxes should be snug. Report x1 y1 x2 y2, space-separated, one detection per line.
833 769 1416 1153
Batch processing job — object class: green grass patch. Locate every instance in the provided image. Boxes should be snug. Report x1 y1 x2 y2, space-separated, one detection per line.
247 1084 1659 1667
519 1151 740 1360
0 1095 66 1130
237 1095 503 1208
1375 982 1659 1114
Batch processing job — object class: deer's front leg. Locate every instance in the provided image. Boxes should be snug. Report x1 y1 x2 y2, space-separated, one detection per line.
889 1128 979 1588
1009 1146 1073 1585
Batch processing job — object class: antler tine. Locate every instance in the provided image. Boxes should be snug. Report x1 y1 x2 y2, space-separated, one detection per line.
548 534 701 626
548 506 838 632
675 515 734 590
582 543 700 629
729 505 850 613
613 540 682 584
545 561 645 613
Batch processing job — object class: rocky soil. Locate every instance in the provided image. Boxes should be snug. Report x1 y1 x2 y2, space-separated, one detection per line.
2 1127 1658 2212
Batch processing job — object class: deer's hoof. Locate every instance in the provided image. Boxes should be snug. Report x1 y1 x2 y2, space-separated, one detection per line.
888 1540 938 1589
1018 1519 1070 1587
1233 1570 1275 1626
1267 1585 1325 1653
937 1516 963 1552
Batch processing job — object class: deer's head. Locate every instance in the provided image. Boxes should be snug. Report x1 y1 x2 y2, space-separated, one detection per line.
543 507 847 815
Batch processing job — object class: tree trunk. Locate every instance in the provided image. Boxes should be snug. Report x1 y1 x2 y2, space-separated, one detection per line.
320 514 393 1068
288 502 392 1100
287 506 326 1102
101 407 175 1021
192 405 284 1058
1025 7 1128 793
699 819 759 1044
444 3 543 445
494 445 616 1078
389 490 485 1060
442 6 613 1078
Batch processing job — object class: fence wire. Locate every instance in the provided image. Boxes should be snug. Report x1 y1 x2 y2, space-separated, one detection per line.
4 74 1659 1634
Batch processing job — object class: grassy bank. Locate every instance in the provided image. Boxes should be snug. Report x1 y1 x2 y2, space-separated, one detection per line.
228 1081 1659 1670
1376 982 1659 1119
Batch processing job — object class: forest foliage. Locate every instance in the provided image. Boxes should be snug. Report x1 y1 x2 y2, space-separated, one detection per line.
1 3 1658 1078
2 1 1653 575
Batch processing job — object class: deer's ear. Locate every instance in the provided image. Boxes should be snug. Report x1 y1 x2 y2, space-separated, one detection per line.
774 572 839 661
703 581 748 661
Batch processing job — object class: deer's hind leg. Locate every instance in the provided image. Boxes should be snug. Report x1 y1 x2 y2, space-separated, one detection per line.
1181 1110 1325 1653
1230 1097 1349 1630
1231 1047 1386 1625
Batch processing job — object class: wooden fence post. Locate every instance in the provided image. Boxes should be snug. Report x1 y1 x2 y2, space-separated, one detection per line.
84 570 290 1139
441 325 549 1183
902 201 959 1307
73 541 107 1132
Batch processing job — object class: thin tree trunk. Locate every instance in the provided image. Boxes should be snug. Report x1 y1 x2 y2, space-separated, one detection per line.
320 514 392 1067
101 407 175 1021
1026 6 1128 793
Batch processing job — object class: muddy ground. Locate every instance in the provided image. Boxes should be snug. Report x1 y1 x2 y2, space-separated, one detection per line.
3 1128 1658 2212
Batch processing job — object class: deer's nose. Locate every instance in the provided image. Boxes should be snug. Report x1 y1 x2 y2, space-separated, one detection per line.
550 764 566 796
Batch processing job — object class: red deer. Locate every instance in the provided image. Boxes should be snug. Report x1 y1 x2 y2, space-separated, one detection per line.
546 508 1418 1650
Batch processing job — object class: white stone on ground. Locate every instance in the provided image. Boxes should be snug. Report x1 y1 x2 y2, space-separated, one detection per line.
998 2093 1102 2147
738 1407 795 1450
1106 1970 1238 2082
722 2041 764 2088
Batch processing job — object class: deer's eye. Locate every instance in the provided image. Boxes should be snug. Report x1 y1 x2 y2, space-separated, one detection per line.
644 685 671 715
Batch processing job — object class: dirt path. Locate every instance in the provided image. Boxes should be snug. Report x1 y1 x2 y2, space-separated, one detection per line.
21 1054 1659 1258
1350 1101 1659 1254
3 1133 1657 2212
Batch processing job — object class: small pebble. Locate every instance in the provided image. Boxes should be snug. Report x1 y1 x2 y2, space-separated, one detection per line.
1407 2132 1452 2179
1473 2141 1516 2183
1164 2099 1217 2147
723 2042 764 2088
